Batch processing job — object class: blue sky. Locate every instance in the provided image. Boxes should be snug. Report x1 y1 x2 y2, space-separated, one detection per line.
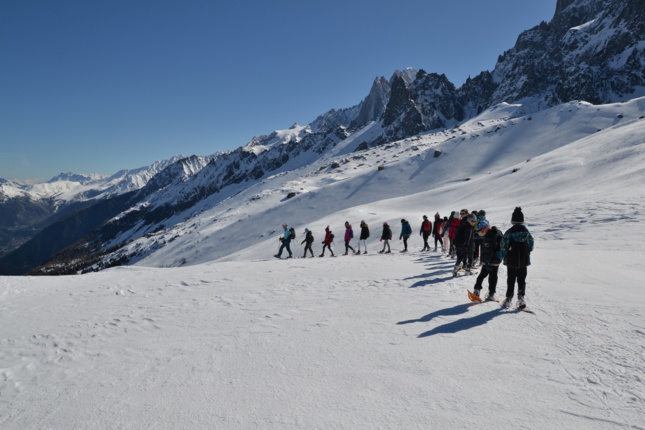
1 0 556 181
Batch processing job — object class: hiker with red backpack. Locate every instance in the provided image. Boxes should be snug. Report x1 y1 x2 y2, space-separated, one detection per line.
319 226 335 257
420 215 432 251
433 212 444 252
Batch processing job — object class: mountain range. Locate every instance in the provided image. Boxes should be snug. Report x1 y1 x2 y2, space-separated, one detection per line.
1 0 644 275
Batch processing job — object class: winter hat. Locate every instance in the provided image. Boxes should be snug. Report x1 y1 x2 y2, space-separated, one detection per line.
383 222 389 226
478 210 486 217
435 212 440 218
511 207 524 224
466 214 477 223
304 228 310 233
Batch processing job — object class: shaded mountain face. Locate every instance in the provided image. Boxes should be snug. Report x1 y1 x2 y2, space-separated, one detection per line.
492 0 645 106
374 0 645 146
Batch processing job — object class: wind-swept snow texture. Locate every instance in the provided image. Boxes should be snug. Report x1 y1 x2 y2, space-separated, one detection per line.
1 98 645 428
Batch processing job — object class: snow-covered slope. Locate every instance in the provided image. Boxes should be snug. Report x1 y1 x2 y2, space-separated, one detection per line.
1 98 643 429
100 97 645 269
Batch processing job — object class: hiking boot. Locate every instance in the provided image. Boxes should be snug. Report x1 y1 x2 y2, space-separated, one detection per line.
486 293 496 301
473 288 481 298
517 295 526 308
502 298 512 308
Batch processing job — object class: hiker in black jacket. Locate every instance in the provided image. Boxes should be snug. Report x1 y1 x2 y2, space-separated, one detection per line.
379 222 392 253
472 225 502 300
301 228 315 258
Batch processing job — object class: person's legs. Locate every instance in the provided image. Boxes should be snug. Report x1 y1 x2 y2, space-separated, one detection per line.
517 267 528 297
506 267 518 298
488 265 499 295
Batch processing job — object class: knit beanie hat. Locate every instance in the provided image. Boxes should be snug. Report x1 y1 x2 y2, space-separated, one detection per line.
511 207 524 224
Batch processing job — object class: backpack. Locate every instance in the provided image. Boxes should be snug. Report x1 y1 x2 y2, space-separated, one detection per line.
330 233 335 242
481 228 502 264
289 227 296 240
506 237 529 269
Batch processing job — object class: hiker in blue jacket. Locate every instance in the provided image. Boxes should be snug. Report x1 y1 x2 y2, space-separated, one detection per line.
274 224 293 259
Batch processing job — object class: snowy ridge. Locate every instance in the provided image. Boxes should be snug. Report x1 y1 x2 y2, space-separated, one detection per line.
98 98 645 269
0 155 200 205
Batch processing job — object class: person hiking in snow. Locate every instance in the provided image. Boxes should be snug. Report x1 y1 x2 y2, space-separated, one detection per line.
301 228 315 258
343 221 356 255
420 215 432 251
379 222 392 253
501 207 534 309
472 225 502 301
441 216 450 253
448 211 460 257
356 220 370 254
466 210 478 268
399 219 412 253
319 226 335 257
433 212 444 252
452 210 476 276
274 223 293 259
473 210 489 266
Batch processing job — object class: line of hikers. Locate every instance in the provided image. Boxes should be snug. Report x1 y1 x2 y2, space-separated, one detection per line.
274 207 534 309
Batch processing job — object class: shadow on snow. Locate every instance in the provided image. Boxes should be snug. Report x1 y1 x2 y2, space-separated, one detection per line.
398 304 506 338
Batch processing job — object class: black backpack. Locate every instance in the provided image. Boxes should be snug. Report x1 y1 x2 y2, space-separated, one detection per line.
289 227 296 240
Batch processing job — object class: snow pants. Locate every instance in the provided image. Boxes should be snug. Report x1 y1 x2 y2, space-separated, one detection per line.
474 264 499 294
320 243 333 256
358 239 367 253
278 240 292 257
434 234 443 251
344 240 355 255
505 266 528 298
454 246 469 271
401 237 409 252
422 232 431 251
